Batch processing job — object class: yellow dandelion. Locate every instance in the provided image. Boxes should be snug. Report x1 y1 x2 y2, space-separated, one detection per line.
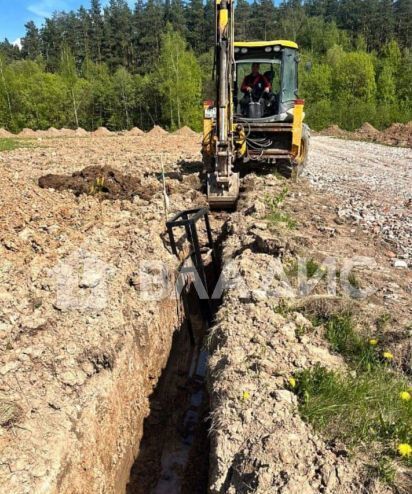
369 338 378 346
397 443 412 458
399 391 411 402
242 391 250 400
383 351 394 360
288 377 297 389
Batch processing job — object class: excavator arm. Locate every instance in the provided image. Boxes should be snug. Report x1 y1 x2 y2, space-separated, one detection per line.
205 0 240 208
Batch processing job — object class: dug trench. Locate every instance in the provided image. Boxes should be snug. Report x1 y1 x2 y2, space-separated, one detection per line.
1 132 411 494
126 207 227 494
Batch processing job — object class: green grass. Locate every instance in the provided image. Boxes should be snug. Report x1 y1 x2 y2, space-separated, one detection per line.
376 312 392 331
324 312 381 370
286 258 323 279
293 308 412 486
264 187 297 229
295 365 412 463
0 138 32 152
266 210 297 229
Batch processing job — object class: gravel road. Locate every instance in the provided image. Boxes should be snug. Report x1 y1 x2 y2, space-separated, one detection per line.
306 136 412 264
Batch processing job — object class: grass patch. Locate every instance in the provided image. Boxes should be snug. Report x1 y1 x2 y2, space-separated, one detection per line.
295 365 412 467
293 308 412 486
286 258 323 279
273 299 291 316
324 312 380 370
266 210 297 229
264 187 297 229
376 312 392 331
0 138 32 152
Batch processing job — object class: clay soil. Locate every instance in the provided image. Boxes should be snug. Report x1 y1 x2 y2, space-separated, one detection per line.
0 129 410 494
0 131 206 494
39 165 159 201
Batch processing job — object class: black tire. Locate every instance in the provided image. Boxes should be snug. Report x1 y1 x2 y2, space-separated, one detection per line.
276 124 310 179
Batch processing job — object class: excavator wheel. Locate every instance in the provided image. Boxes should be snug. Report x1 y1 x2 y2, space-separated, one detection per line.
276 124 310 179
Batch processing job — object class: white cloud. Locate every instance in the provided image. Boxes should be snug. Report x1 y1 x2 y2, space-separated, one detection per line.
27 0 69 19
13 38 22 50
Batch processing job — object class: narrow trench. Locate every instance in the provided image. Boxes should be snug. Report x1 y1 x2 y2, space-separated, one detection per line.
126 226 223 494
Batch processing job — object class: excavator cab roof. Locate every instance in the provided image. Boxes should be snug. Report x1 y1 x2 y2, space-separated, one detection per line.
234 40 298 49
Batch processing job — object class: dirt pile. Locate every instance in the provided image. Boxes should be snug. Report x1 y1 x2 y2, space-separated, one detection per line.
320 121 412 147
0 128 13 137
128 127 144 136
18 128 37 138
92 126 112 136
355 122 381 140
39 165 160 201
318 124 350 138
380 122 412 147
147 125 168 136
173 126 198 137
75 127 89 136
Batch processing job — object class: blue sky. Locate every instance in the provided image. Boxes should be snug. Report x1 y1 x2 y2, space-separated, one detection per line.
0 0 133 42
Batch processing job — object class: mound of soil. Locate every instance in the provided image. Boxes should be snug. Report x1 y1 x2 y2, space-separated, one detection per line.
18 128 37 138
173 126 198 137
75 127 89 136
38 165 158 201
318 124 350 138
60 128 76 136
0 128 13 137
92 126 112 136
128 127 144 136
147 125 168 136
381 122 412 147
35 128 61 138
355 122 380 140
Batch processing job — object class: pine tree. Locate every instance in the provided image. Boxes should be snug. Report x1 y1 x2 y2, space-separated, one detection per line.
235 0 252 40
165 0 187 36
41 18 62 71
136 0 165 72
102 0 134 71
89 0 104 62
186 0 206 53
394 0 412 48
21 22 41 60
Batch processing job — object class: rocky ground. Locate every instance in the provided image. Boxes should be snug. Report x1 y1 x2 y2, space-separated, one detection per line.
0 130 410 493
306 137 412 264
207 168 411 493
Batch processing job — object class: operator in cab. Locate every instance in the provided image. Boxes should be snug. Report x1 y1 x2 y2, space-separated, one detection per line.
241 63 271 96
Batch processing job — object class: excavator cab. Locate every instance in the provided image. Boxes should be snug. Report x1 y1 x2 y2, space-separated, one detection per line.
234 43 298 121
202 0 309 208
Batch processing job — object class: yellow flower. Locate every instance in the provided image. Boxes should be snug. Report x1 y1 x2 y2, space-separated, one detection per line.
397 443 412 458
288 377 297 389
369 338 378 346
383 351 394 360
242 391 250 400
399 391 411 402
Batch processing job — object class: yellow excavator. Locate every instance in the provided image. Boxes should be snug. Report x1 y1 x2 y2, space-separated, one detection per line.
202 0 310 208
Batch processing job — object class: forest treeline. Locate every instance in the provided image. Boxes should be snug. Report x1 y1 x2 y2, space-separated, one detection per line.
0 0 411 132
